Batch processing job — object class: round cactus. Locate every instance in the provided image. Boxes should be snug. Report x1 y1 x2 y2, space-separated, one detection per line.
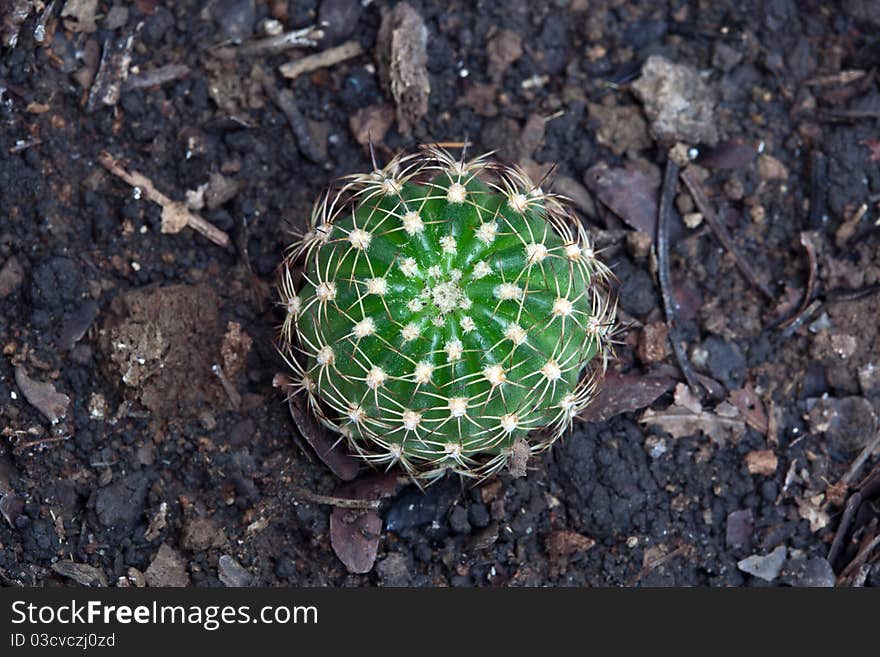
279 148 615 482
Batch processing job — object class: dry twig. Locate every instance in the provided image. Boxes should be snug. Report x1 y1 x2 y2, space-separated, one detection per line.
213 26 323 59
279 40 364 80
657 159 702 397
776 231 820 332
124 64 191 91
680 167 774 298
290 487 382 510
842 430 880 487
97 152 231 248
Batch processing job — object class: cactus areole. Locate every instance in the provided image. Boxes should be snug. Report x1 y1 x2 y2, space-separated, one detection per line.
279 148 615 482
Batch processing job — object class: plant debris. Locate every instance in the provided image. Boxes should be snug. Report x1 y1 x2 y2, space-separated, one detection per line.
283 389 359 482
745 450 778 476
578 370 676 423
87 29 138 112
584 162 659 234
14 366 70 425
51 560 107 587
98 152 231 248
376 2 430 135
279 40 363 80
641 392 746 444
329 473 399 574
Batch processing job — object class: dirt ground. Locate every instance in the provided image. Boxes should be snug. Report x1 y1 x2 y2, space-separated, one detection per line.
2 0 880 587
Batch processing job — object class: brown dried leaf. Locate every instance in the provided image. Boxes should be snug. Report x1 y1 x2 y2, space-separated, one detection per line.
729 387 768 434
578 370 676 423
584 162 659 234
330 473 399 574
287 395 359 481
545 531 595 559
349 104 395 147
14 366 70 424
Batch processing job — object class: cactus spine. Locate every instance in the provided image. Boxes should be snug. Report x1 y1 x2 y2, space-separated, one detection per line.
279 148 615 482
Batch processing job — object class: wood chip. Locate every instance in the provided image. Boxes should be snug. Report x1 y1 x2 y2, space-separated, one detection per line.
376 2 430 135
87 30 136 112
506 437 530 478
745 449 778 476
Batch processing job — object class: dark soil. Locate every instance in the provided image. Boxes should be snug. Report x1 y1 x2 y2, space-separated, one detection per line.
2 0 880 587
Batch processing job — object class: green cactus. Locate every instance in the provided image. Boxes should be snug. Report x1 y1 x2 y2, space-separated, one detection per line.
279 148 615 482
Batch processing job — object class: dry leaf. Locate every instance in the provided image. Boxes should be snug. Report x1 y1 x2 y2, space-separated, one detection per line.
641 403 745 444
729 387 768 434
330 473 399 574
797 497 830 533
14 366 70 424
545 531 595 559
287 394 359 482
584 162 659 235
579 370 676 423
